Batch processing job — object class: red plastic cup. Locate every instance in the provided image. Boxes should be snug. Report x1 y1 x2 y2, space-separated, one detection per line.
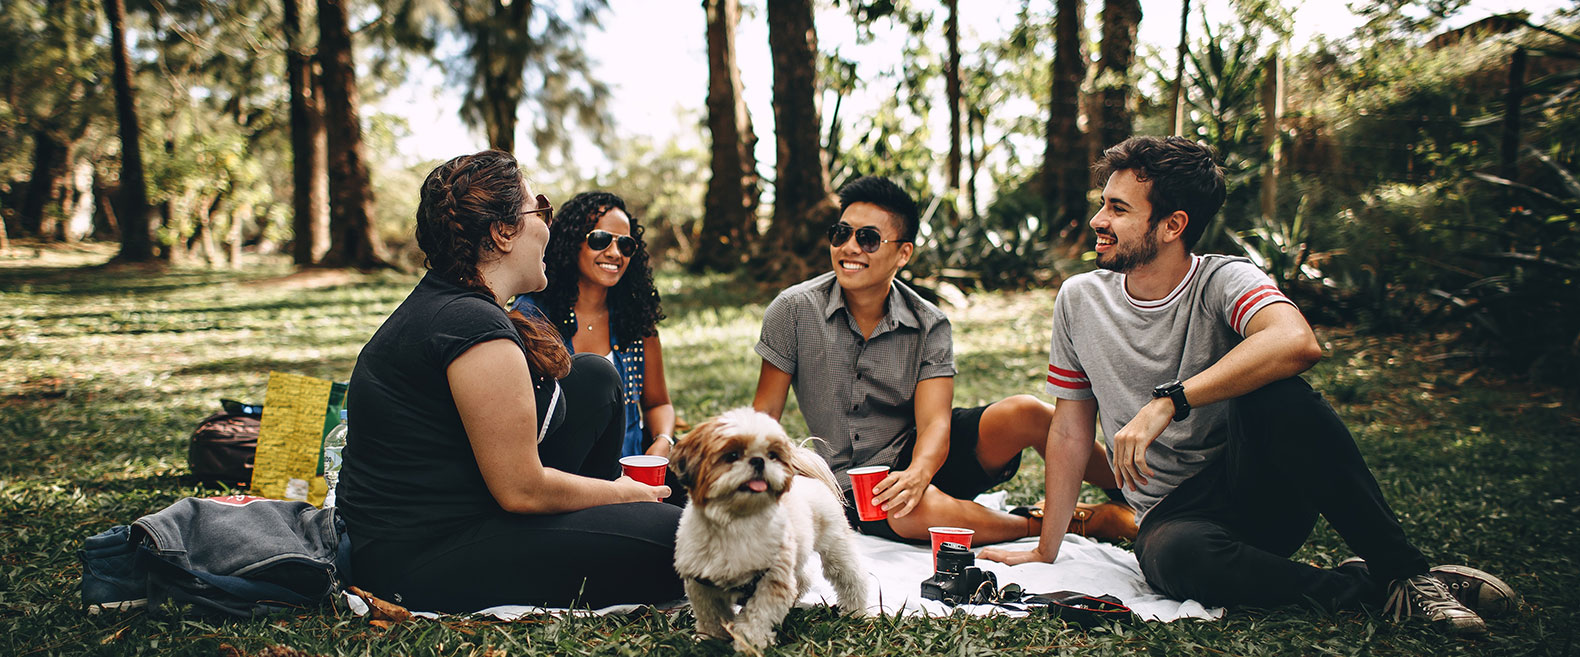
848 465 890 521
620 455 669 487
929 526 975 569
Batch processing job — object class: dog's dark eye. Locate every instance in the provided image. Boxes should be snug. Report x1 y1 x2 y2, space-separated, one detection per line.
767 450 781 461
722 451 741 463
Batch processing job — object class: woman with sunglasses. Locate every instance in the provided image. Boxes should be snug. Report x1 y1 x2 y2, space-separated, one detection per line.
511 191 676 461
338 152 683 612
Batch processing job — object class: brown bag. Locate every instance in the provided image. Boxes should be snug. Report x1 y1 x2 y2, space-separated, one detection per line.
187 403 261 487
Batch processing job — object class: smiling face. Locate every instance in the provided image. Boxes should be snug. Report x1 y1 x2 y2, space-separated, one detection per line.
670 408 796 517
1090 169 1165 273
830 202 912 295
514 185 554 293
576 208 633 289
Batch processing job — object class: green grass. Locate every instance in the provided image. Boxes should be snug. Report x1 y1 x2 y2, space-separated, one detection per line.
2 243 1577 656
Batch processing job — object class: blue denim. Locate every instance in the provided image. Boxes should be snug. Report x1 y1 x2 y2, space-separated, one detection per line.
79 525 148 611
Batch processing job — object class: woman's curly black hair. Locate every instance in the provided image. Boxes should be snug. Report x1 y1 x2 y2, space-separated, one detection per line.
536 191 665 341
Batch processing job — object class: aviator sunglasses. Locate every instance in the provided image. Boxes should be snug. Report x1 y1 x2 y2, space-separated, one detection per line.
827 221 909 253
586 229 639 257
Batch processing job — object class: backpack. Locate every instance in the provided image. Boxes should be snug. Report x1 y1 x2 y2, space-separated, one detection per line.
187 400 262 487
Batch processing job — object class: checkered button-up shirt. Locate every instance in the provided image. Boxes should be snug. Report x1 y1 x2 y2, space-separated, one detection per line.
755 272 956 491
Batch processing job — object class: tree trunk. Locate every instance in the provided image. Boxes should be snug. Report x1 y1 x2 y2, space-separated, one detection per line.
229 199 250 268
1170 0 1189 136
474 0 534 153
65 157 95 242
20 129 67 238
92 172 119 240
105 0 154 261
756 0 838 282
967 104 982 222
285 0 328 265
316 0 391 269
1500 48 1526 183
1043 0 1089 242
194 194 222 267
694 0 760 273
1094 0 1142 154
1259 52 1283 223
945 0 961 225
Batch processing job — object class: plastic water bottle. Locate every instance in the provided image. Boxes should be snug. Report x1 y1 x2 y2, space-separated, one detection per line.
322 409 348 507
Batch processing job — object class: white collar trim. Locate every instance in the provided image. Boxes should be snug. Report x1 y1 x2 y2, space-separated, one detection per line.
1123 255 1201 311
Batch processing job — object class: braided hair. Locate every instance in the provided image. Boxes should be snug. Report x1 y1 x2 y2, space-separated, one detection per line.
535 191 665 342
415 150 570 379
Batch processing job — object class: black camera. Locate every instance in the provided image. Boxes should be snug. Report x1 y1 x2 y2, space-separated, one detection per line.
921 542 996 605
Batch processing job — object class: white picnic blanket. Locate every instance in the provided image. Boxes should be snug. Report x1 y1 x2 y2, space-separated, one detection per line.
345 494 1223 623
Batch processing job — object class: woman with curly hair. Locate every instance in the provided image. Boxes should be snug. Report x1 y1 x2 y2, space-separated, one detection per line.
511 191 676 459
339 151 682 612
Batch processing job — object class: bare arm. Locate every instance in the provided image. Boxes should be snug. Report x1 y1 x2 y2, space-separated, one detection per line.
450 339 667 513
1111 302 1322 490
981 396 1098 565
638 334 676 457
872 376 953 518
752 359 793 421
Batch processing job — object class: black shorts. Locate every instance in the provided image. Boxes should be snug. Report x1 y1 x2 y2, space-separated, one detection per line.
842 405 1022 543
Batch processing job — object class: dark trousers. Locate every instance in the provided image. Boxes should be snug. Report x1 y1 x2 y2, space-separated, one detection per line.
1134 377 1429 611
354 353 684 612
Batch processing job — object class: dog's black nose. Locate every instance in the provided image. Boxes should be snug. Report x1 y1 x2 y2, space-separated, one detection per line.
749 456 765 471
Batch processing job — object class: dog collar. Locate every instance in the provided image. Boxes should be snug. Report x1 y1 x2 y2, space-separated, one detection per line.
693 570 767 603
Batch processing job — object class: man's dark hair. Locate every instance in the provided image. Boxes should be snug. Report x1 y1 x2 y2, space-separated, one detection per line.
1092 136 1226 249
837 176 920 242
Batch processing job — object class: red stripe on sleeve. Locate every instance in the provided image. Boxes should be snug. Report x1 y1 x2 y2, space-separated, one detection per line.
1047 375 1092 389
1048 364 1086 379
1231 287 1288 332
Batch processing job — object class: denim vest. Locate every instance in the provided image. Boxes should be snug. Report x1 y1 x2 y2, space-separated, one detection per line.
512 295 646 456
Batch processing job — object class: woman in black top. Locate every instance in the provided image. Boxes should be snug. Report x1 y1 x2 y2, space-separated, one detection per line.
338 150 683 612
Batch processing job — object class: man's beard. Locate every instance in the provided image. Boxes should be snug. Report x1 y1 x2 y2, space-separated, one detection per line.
1095 227 1161 273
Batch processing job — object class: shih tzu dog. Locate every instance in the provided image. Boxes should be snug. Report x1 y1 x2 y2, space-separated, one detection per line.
671 407 869 653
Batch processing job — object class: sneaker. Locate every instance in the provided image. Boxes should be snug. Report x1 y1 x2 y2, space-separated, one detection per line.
1430 565 1519 620
79 525 148 614
1384 574 1486 635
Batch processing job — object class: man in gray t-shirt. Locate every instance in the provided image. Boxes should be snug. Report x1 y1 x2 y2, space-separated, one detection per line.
982 137 1513 636
752 176 1133 546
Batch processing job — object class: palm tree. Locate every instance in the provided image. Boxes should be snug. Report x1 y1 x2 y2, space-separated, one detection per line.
1093 0 1142 154
1043 0 1089 243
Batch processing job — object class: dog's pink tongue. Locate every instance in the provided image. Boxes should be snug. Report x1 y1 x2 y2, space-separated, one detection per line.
748 479 768 492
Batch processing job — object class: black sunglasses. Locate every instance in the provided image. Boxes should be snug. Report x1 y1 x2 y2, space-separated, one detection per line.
827 222 908 253
586 229 638 257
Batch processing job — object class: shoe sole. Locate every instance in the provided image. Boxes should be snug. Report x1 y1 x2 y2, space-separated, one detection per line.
1431 565 1519 619
86 598 148 614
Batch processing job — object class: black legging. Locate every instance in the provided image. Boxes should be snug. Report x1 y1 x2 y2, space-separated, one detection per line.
1134 377 1429 611
353 353 683 612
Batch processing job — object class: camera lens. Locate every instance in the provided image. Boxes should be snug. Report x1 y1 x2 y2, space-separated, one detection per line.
935 542 974 574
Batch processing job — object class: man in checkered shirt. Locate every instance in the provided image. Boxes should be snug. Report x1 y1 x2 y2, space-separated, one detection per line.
751 176 1135 545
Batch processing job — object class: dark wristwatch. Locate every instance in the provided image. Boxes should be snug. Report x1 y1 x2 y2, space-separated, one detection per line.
1152 380 1191 421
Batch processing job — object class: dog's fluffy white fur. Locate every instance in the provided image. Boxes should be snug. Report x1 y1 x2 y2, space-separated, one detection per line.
671 407 869 652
